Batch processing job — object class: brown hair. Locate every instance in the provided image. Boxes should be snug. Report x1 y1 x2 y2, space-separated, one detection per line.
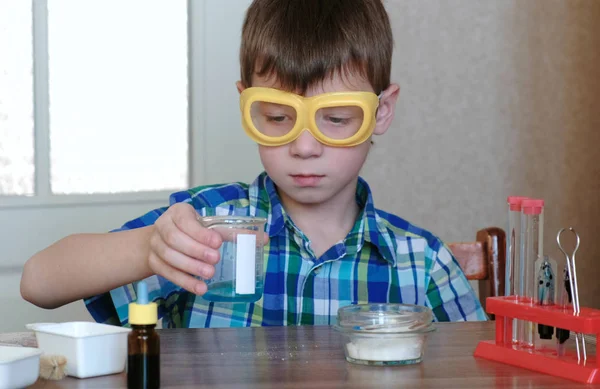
240 0 393 95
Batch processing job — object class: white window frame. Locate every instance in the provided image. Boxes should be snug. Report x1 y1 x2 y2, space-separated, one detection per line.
0 0 206 209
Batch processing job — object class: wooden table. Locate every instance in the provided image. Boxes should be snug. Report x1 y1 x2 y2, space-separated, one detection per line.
0 322 592 388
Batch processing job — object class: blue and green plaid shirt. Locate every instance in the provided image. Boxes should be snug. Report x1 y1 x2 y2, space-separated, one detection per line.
84 172 486 327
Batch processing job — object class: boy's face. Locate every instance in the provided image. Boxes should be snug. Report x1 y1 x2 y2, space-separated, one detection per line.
237 72 399 206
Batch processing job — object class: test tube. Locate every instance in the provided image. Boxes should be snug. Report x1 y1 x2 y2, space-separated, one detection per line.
505 196 527 345
519 198 544 348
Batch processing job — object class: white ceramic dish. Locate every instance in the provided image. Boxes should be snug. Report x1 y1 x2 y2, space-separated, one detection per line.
0 345 42 389
26 321 131 379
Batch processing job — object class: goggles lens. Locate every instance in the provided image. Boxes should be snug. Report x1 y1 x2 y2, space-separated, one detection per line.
250 101 365 140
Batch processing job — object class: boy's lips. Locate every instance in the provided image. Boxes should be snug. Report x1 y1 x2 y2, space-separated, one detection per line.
290 174 324 187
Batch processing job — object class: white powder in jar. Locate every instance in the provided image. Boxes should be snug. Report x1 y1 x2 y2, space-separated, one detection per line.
345 335 425 362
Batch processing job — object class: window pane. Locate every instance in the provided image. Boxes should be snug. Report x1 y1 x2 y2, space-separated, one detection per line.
47 0 188 194
0 1 34 195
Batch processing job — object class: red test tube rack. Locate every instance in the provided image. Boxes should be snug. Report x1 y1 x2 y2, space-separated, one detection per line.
474 296 600 384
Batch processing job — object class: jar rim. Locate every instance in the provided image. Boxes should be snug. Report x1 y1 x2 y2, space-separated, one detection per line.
336 303 434 334
200 215 267 227
332 323 436 335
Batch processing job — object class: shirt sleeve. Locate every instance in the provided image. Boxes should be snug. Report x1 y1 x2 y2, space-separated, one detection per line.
425 242 488 322
84 198 193 328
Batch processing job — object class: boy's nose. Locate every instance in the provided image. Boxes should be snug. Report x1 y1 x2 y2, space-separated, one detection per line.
289 129 323 159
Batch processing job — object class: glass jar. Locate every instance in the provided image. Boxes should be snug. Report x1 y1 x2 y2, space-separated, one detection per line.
334 303 436 366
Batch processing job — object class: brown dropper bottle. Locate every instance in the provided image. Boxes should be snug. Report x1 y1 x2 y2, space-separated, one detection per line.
127 280 160 389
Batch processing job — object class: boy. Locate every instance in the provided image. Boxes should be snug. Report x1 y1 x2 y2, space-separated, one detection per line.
20 0 486 328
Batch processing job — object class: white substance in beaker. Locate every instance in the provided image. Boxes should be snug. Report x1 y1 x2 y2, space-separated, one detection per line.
345 335 424 362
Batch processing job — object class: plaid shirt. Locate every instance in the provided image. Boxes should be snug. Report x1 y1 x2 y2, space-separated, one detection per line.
84 172 486 327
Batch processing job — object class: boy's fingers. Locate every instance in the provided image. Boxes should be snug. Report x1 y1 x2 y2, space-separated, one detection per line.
158 223 220 265
148 252 207 295
170 203 269 247
170 205 222 249
158 242 216 279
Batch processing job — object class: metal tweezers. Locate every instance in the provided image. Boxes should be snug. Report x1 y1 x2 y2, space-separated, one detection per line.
557 227 587 363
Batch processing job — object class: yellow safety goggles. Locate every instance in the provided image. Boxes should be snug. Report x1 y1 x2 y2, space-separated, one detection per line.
239 87 380 147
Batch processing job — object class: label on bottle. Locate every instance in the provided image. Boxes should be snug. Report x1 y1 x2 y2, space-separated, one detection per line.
235 234 256 295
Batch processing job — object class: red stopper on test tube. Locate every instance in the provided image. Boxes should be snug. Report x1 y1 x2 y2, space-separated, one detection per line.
521 199 544 215
507 196 528 212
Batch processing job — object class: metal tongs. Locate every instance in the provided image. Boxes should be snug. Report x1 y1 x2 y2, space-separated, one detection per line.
557 227 586 363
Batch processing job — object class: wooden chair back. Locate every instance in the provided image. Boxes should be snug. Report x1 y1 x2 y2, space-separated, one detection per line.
448 227 506 318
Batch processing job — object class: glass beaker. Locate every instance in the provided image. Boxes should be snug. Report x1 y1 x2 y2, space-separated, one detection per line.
198 216 267 303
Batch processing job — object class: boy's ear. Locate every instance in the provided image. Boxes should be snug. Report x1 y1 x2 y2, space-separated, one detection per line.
236 81 245 94
373 83 400 136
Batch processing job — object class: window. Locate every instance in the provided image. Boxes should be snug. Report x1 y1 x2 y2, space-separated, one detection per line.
0 0 34 195
1 0 189 199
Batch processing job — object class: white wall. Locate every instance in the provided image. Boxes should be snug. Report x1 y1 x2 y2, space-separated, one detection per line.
198 0 262 185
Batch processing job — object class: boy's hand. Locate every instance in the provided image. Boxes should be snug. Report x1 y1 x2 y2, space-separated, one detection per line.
148 202 223 295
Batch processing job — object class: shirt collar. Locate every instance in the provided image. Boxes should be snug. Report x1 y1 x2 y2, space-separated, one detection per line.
248 172 286 238
354 177 398 266
248 172 397 266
